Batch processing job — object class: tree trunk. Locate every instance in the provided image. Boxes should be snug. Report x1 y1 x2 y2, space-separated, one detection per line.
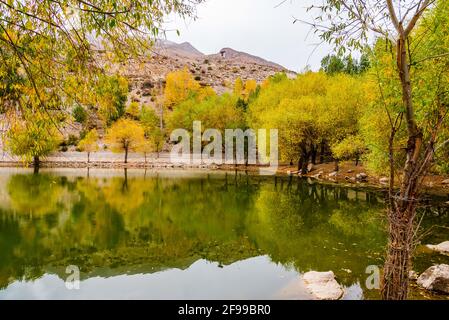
334 160 339 172
381 36 424 300
33 156 40 174
87 152 90 163
298 158 303 172
320 140 325 164
382 204 415 300
298 142 310 174
144 152 147 164
124 147 129 164
311 144 317 165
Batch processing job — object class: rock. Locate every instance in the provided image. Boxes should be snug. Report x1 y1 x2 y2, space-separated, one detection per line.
347 169 354 173
409 270 419 281
442 179 449 185
426 241 449 255
379 177 389 184
328 171 338 178
356 173 368 181
303 271 344 300
307 163 315 173
312 173 322 179
417 264 449 294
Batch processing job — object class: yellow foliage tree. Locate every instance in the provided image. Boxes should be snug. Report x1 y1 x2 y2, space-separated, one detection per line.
244 79 257 97
164 68 201 108
233 77 244 96
126 102 141 119
78 129 99 163
105 119 145 163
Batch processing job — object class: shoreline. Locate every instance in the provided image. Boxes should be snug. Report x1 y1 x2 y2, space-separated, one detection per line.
1 159 448 198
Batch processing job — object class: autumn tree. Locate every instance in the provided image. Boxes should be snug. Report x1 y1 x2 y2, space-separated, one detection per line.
126 101 141 120
5 113 61 172
164 68 201 108
248 72 366 173
105 119 145 163
233 77 244 96
306 0 448 300
78 129 99 163
0 0 203 130
140 106 165 158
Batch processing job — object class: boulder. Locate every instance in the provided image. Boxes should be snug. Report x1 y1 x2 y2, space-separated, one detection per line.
328 171 338 178
426 241 449 255
307 163 315 173
442 179 449 185
312 173 322 179
303 271 344 300
417 264 449 294
409 270 419 281
356 173 368 181
379 177 389 184
347 169 354 173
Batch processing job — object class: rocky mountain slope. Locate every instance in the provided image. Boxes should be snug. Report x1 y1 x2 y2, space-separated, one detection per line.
105 40 294 108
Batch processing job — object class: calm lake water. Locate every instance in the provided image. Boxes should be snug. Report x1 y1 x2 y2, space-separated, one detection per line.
0 168 448 300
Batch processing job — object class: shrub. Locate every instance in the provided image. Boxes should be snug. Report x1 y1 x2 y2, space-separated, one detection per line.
73 105 87 123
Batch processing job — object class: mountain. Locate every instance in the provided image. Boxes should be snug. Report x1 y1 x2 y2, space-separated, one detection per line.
102 41 295 108
208 47 285 70
155 40 204 58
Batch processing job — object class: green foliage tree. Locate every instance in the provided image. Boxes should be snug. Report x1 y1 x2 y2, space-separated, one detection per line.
140 106 165 158
331 135 366 166
307 0 449 300
321 54 370 75
248 72 367 173
72 105 87 124
96 75 128 124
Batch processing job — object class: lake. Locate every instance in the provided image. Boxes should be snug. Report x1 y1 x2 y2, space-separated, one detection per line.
0 168 448 300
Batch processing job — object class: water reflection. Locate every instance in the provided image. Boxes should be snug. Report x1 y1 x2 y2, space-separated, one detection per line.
0 169 448 299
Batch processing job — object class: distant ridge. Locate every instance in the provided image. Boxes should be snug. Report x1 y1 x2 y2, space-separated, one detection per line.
155 40 287 70
208 47 285 70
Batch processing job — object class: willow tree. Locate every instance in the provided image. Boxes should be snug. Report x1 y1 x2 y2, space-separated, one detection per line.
305 0 448 299
0 1 203 120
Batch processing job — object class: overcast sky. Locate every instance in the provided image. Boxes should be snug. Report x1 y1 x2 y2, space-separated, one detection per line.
165 0 333 71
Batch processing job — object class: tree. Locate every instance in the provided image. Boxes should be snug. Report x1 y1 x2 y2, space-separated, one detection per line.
164 68 201 108
307 0 448 300
331 135 366 166
105 119 145 163
247 72 366 173
140 106 165 158
0 0 203 132
321 54 370 75
96 75 129 124
5 113 61 172
138 139 154 164
126 102 141 120
233 77 244 96
78 129 99 163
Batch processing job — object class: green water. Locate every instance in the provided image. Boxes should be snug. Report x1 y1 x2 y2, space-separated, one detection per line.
0 168 448 300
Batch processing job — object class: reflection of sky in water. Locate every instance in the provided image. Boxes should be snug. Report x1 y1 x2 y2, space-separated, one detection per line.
0 257 297 300
0 256 365 300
